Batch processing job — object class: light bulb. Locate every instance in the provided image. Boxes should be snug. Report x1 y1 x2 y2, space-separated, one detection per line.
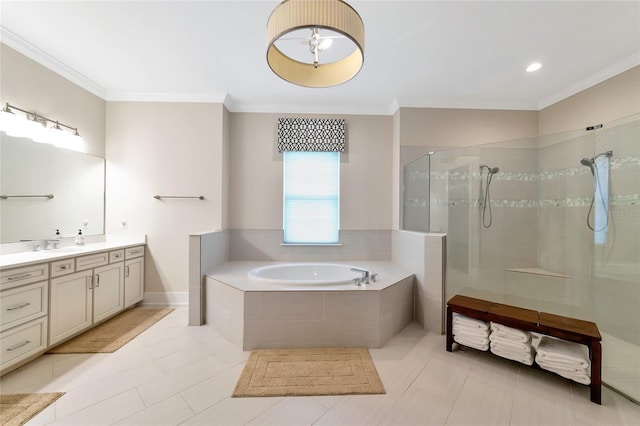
526 62 542 72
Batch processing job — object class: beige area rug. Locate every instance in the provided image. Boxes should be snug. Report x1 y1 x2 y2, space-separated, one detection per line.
0 393 64 426
47 307 173 354
232 348 385 397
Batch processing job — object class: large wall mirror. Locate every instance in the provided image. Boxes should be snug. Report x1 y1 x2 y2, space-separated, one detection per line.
0 133 104 243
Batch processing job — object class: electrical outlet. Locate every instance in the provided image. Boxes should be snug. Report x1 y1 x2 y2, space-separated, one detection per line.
120 220 128 229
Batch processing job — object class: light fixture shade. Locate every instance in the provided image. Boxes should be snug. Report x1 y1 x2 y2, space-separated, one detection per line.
267 0 365 88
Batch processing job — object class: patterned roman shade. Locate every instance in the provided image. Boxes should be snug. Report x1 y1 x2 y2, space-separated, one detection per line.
277 118 346 152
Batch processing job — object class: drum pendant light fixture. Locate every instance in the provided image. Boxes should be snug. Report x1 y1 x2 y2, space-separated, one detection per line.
266 0 365 88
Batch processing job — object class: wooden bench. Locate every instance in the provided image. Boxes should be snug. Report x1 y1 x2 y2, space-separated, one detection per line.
446 294 602 404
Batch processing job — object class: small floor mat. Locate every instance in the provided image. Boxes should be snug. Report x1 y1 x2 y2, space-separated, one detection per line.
47 307 173 353
0 393 64 426
232 347 385 397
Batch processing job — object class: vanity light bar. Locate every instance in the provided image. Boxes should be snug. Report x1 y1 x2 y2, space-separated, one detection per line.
2 103 81 136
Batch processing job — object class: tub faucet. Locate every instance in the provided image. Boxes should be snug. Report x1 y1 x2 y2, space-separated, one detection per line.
350 267 370 284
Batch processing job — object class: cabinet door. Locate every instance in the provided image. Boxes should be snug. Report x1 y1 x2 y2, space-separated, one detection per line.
124 257 144 308
50 270 93 345
93 262 124 323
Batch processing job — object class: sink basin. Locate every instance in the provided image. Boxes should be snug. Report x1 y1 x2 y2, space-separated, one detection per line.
53 246 87 254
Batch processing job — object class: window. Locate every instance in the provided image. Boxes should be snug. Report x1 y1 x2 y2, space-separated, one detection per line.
283 151 340 244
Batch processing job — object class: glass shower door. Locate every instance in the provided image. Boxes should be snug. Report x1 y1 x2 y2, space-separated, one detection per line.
591 116 640 401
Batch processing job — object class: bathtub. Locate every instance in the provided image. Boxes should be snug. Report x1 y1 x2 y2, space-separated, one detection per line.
248 262 368 285
206 261 415 349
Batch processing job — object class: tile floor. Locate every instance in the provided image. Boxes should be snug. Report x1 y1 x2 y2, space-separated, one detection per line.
1 308 638 425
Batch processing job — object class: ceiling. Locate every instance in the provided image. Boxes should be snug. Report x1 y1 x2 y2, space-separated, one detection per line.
1 1 639 115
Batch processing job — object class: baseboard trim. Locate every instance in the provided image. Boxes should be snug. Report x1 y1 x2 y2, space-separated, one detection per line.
141 292 188 308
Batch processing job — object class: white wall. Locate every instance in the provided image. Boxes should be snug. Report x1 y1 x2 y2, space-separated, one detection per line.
105 102 227 301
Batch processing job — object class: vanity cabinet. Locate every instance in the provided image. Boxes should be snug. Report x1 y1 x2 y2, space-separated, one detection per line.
49 251 124 346
124 246 145 308
0 263 49 374
0 241 145 374
49 270 93 345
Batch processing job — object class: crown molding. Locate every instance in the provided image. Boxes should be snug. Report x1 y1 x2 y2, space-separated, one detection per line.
223 98 395 116
1 26 107 99
106 92 227 104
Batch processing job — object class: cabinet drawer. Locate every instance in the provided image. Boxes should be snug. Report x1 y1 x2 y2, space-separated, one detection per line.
125 246 144 259
1 317 48 372
0 281 48 332
109 250 125 263
76 252 109 271
51 259 75 278
0 263 49 291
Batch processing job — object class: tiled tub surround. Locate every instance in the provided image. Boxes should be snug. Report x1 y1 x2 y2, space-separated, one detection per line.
191 229 446 335
205 261 415 350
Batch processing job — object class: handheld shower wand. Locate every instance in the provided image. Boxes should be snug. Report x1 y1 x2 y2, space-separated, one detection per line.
580 151 613 231
480 165 500 228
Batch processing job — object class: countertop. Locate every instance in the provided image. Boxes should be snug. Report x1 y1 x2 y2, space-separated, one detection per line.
0 235 146 269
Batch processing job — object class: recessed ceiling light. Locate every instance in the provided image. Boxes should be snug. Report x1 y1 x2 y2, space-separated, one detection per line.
526 62 542 72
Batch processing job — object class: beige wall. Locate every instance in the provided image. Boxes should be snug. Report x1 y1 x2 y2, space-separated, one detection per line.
539 66 640 135
398 107 539 148
0 44 105 157
105 102 226 297
228 112 394 230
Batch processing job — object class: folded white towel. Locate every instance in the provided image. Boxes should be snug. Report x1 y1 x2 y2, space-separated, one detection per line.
539 365 591 385
536 337 590 368
453 324 490 338
490 322 532 342
490 338 532 353
454 330 490 346
491 345 535 366
453 313 490 331
536 360 589 375
454 335 489 351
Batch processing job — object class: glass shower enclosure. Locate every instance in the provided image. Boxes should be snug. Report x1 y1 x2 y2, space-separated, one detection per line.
403 114 640 402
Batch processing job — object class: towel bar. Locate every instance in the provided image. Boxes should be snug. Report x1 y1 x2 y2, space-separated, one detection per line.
153 195 204 200
0 194 54 199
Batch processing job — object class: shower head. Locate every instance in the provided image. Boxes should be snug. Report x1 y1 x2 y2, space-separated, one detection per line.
480 165 499 174
580 158 595 175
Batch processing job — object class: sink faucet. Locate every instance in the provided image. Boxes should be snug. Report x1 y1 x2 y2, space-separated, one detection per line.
44 238 61 250
350 267 370 284
21 239 43 252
